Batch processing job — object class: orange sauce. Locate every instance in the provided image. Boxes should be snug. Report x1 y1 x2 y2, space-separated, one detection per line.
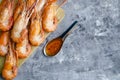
45 38 63 56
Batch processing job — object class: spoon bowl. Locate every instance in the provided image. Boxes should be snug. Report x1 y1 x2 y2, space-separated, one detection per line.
44 37 63 57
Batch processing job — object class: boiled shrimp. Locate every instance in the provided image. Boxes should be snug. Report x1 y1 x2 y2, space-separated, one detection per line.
42 0 57 32
2 41 18 80
11 0 38 43
42 0 67 32
0 32 9 56
29 0 47 46
0 0 14 31
16 31 31 59
29 12 45 46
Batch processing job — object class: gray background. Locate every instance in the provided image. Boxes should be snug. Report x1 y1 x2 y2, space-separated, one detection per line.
2 0 120 80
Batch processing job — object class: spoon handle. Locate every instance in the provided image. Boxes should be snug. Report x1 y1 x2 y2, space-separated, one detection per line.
59 21 78 39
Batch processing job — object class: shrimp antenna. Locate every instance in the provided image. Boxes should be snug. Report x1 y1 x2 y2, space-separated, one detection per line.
57 0 67 10
26 0 38 17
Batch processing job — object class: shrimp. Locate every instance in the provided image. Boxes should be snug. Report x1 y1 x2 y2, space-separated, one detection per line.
42 0 67 32
0 0 14 31
2 40 18 80
11 0 38 43
16 31 31 59
29 0 47 46
29 12 45 46
42 0 57 32
0 32 9 56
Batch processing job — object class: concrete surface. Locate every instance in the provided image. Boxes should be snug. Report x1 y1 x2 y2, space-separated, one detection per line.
3 0 120 80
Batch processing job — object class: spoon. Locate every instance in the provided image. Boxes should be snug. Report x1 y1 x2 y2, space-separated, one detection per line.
43 21 78 57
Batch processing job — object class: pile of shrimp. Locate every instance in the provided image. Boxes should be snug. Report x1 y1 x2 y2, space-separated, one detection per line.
0 0 66 79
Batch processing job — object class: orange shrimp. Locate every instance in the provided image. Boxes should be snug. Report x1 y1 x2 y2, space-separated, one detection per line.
0 0 14 31
16 31 31 59
0 32 9 56
29 12 45 46
2 40 18 80
29 0 47 46
42 0 57 32
11 0 38 43
42 0 67 32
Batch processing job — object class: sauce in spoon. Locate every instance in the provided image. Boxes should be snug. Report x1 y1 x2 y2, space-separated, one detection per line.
45 38 63 56
44 21 78 57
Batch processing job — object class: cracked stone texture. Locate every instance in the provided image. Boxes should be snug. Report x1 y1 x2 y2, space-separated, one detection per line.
1 0 120 80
